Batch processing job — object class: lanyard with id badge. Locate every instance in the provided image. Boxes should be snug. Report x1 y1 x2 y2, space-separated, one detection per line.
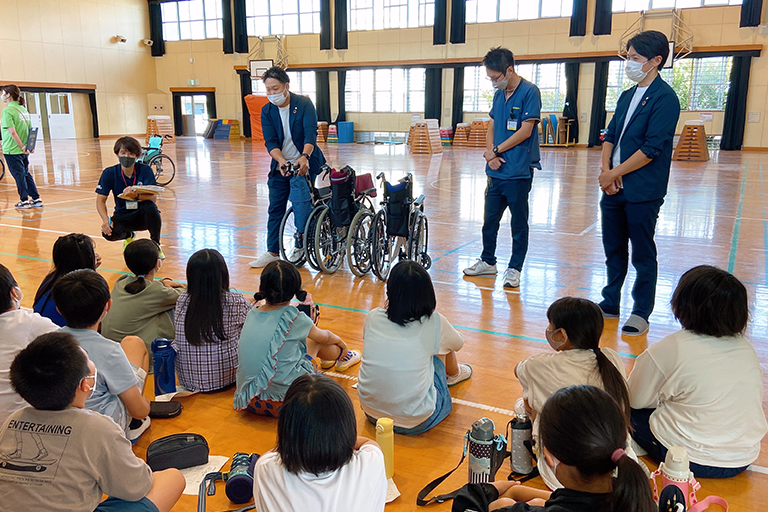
508 106 520 132
121 168 139 210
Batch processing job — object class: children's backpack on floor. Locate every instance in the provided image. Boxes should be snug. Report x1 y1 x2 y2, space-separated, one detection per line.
330 165 358 227
152 337 176 396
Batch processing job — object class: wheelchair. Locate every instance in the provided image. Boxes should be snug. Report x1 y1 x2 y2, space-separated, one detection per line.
308 167 377 275
138 134 176 186
278 163 332 268
370 172 430 281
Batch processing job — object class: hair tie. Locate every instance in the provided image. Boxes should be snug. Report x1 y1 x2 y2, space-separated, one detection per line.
611 448 626 464
136 275 145 279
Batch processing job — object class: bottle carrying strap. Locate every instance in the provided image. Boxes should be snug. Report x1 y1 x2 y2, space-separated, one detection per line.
197 470 257 512
651 469 728 512
416 432 469 506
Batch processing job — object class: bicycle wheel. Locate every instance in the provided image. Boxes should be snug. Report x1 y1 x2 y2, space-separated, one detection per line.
371 210 394 281
0 159 5 181
303 206 325 271
346 208 374 277
149 154 176 186
407 210 431 270
278 206 307 267
315 208 346 274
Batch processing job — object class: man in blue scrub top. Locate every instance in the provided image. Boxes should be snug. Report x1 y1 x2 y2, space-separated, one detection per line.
463 47 541 288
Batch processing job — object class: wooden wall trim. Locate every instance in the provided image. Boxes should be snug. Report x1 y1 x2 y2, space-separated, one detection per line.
170 87 216 93
0 81 97 91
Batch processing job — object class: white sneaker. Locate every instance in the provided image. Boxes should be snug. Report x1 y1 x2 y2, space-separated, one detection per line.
463 259 498 276
14 200 31 210
446 364 473 387
127 417 150 443
334 349 362 371
249 252 280 268
503 268 521 288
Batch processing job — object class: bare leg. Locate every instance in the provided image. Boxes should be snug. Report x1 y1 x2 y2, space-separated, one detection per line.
121 336 150 373
145 468 186 512
306 338 343 361
438 351 459 377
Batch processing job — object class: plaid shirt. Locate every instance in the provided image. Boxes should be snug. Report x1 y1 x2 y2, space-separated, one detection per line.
172 291 253 392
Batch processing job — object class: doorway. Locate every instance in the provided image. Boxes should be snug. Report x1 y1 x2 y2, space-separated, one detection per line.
46 93 76 139
171 91 216 137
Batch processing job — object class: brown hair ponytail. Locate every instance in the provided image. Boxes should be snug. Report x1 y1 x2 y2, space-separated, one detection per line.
2 85 24 107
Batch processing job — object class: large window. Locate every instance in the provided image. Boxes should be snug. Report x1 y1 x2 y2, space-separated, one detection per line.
463 63 566 112
253 71 318 105
346 68 426 112
466 0 571 23
348 0 435 30
605 57 732 111
162 0 223 41
612 0 740 12
246 0 321 36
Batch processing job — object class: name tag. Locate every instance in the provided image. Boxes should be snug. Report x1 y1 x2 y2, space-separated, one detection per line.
126 201 139 210
507 120 518 131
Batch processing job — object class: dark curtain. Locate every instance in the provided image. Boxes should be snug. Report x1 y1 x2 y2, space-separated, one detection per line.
452 67 464 129
233 0 249 53
206 93 217 119
449 0 466 43
740 0 763 26
334 0 348 49
320 0 332 49
316 71 331 123
238 70 253 138
720 56 752 150
88 92 99 138
593 0 612 36
587 61 609 147
570 0 587 36
172 94 183 136
334 70 346 123
434 0 447 45
148 1 165 57
425 68 442 120
222 0 234 54
563 62 579 144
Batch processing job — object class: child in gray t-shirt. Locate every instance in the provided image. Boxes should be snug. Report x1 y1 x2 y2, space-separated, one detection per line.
0 332 184 512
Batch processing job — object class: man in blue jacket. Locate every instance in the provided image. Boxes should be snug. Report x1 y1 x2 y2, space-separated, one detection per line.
250 66 326 268
597 31 680 336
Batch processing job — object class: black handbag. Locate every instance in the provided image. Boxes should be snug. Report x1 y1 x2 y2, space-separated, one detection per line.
146 433 209 471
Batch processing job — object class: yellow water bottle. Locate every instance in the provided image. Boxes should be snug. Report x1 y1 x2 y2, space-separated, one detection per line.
375 417 394 479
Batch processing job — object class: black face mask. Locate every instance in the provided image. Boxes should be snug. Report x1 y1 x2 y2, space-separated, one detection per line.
119 156 136 168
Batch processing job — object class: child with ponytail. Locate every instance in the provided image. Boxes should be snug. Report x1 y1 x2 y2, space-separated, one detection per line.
515 297 637 489
234 260 359 416
102 239 185 366
452 385 655 512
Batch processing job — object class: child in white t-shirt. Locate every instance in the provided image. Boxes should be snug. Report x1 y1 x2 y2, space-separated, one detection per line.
628 265 768 478
357 261 472 434
253 374 387 512
515 297 633 489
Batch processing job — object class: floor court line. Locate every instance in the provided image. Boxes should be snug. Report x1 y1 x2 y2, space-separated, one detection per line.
727 161 749 274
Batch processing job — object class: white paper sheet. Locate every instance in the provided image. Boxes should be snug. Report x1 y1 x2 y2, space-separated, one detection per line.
180 455 230 495
155 386 198 402
386 478 400 503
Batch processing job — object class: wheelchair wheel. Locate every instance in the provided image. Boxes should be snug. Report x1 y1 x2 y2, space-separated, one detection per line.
315 208 346 274
346 208 374 277
0 158 4 181
303 206 325 271
371 210 394 281
407 209 430 269
278 206 307 267
149 154 176 186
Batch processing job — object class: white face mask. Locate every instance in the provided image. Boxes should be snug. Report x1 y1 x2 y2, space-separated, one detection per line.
82 367 98 399
545 327 567 351
268 90 288 106
1 93 8 103
625 60 649 83
12 286 23 310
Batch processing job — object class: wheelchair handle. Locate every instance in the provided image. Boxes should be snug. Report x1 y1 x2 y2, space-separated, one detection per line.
413 194 425 207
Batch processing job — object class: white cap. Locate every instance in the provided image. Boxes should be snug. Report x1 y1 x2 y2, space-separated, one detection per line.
662 446 691 481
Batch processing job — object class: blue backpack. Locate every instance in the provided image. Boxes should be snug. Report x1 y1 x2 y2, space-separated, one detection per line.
152 338 176 396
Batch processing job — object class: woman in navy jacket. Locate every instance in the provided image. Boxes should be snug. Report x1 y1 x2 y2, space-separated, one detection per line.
597 31 680 336
250 66 326 268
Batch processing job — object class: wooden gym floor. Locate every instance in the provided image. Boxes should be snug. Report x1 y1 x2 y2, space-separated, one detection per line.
1 137 766 511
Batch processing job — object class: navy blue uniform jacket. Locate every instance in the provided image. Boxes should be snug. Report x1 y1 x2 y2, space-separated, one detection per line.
603 75 680 203
260 93 326 176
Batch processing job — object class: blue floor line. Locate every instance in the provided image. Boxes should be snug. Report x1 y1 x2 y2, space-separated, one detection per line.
727 161 749 274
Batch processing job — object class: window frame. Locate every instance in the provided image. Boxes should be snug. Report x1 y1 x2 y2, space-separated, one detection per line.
345 68 427 113
612 0 741 13
465 0 572 24
245 0 322 36
347 0 436 31
161 0 223 41
252 70 318 105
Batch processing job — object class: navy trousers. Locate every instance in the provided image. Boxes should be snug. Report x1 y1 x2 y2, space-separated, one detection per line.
480 173 533 271
266 171 315 254
5 153 39 202
599 190 663 320
103 201 162 243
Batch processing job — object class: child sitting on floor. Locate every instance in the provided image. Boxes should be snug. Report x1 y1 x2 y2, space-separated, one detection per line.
357 260 472 434
514 297 635 489
101 239 185 368
253 374 387 511
0 331 185 512
453 385 655 512
234 261 358 416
